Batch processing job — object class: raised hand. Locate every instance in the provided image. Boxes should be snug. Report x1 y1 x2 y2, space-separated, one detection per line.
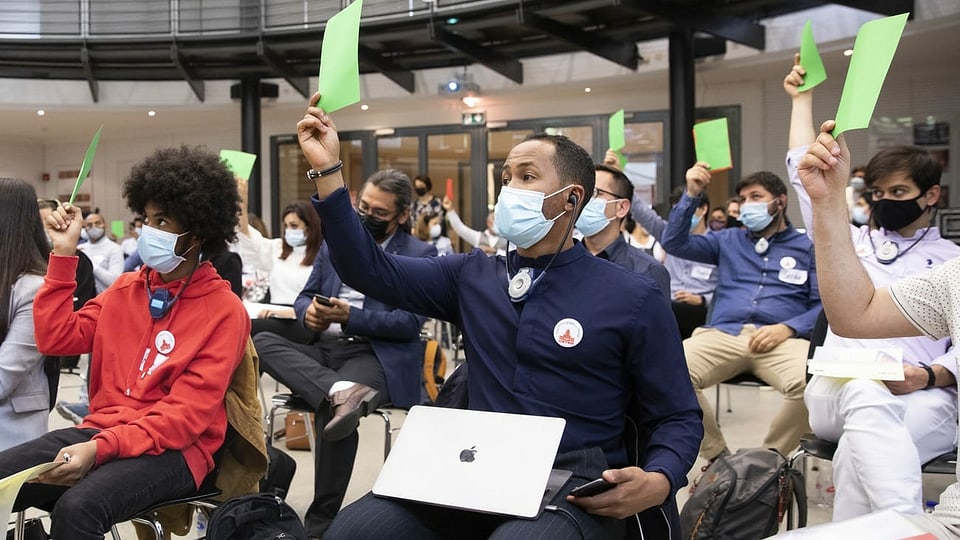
685 162 712 197
603 149 620 167
797 120 850 202
297 92 342 172
43 202 83 256
783 53 807 99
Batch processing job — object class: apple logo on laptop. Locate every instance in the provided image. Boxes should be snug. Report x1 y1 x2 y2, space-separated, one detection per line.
459 446 477 463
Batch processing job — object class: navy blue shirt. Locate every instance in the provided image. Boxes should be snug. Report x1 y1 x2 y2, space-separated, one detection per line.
661 192 821 338
597 235 671 302
312 188 702 492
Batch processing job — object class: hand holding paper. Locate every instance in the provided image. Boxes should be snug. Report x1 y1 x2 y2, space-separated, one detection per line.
298 93 344 197
43 203 84 256
797 120 851 203
684 162 712 197
35 440 97 486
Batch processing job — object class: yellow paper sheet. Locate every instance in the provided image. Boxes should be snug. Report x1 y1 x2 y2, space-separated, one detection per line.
0 462 63 523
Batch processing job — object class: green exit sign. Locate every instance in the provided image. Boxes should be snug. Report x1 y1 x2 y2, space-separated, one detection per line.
462 112 486 126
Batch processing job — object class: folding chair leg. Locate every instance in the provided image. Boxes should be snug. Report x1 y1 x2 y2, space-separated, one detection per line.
14 511 25 540
378 409 393 460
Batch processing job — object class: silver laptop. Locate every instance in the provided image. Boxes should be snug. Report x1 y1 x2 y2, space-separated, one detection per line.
372 405 567 518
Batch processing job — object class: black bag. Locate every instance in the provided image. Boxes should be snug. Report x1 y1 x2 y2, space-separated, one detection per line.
260 445 297 499
679 448 806 539
5 518 48 540
205 493 307 540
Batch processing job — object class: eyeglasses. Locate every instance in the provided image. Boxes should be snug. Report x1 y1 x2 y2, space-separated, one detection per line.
594 187 630 201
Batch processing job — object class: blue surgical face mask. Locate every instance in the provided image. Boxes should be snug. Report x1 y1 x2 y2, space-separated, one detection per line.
138 225 193 274
690 214 702 231
851 206 870 226
284 228 307 247
738 201 775 232
575 197 618 237
494 185 573 249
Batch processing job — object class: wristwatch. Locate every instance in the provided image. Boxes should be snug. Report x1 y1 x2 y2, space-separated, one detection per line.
306 160 344 181
919 363 936 389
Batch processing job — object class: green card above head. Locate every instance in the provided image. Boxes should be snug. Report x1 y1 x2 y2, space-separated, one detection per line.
111 220 125 240
219 149 258 181
69 126 102 205
693 118 732 172
797 21 827 92
317 0 364 113
608 109 625 151
833 13 909 136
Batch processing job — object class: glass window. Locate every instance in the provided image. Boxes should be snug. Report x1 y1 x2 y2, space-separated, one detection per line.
427 133 471 249
544 126 593 155
621 121 665 206
377 136 419 182
487 129 534 209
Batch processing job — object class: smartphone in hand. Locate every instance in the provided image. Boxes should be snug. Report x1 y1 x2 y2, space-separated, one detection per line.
313 295 333 307
569 478 616 498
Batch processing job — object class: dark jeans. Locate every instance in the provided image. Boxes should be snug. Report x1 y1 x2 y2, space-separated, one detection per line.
255 331 390 538
250 317 315 345
325 447 625 540
0 427 196 540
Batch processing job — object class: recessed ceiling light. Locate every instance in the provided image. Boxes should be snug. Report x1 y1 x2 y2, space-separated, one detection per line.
36 109 45 116
147 110 157 117
446 17 459 24
843 49 853 57
361 104 369 111
584 87 592 93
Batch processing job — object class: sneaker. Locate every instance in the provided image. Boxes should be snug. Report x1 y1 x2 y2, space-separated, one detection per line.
55 401 89 425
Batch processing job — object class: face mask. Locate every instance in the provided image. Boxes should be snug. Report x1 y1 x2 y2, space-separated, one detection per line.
359 210 393 241
80 228 88 241
138 225 193 274
871 194 927 231
851 206 870 226
575 197 617 237
690 214 702 231
494 185 573 249
86 226 105 242
726 215 741 229
415 187 427 197
429 224 442 239
284 228 307 247
738 200 776 232
709 219 726 231
849 177 865 191
134 227 142 236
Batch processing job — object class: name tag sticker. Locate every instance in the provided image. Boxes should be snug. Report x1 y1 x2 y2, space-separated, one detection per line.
691 265 713 280
778 268 808 285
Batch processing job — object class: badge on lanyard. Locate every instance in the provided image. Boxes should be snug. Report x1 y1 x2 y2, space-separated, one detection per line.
754 237 769 255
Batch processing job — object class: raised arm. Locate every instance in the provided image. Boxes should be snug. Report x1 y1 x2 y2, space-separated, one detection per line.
784 53 818 239
443 198 483 247
660 163 721 264
797 121 920 338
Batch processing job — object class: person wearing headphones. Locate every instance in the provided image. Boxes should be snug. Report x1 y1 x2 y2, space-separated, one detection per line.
296 93 701 540
0 146 249 540
661 164 821 463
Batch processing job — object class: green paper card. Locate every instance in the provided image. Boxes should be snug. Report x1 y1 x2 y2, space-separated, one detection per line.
797 21 827 92
317 0 363 113
833 13 909 136
608 109 625 151
220 149 258 181
69 126 102 205
111 220 125 240
692 118 732 172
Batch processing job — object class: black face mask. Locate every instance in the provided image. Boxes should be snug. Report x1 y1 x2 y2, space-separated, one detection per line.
415 187 427 197
726 215 742 229
870 194 928 232
359 210 392 241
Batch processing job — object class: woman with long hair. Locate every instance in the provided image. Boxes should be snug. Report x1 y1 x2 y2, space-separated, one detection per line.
0 177 51 450
236 191 322 343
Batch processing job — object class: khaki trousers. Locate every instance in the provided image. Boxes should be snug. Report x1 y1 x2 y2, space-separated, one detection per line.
685 325 811 460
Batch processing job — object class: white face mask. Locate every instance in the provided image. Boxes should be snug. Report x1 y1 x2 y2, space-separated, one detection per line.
429 224 442 239
284 228 307 247
851 206 870 226
494 185 573 249
86 226 105 242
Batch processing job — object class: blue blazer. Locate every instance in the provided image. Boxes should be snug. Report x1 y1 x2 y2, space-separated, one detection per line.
294 233 437 408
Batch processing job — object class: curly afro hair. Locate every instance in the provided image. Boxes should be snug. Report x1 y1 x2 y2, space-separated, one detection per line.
122 145 240 254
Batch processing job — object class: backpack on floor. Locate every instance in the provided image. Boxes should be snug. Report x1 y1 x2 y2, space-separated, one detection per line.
679 448 806 540
259 445 298 499
205 493 307 540
422 339 446 403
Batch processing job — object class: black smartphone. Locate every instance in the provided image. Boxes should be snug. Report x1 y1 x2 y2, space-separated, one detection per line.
569 478 616 498
313 294 333 306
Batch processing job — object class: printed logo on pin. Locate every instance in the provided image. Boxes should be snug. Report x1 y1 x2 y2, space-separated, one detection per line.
779 256 796 270
155 330 175 355
553 318 583 348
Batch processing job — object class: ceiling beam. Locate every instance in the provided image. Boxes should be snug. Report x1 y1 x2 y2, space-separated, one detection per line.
80 46 99 103
621 0 765 50
827 0 913 17
170 44 205 102
358 44 416 93
257 40 310 98
429 25 523 84
517 8 639 70
694 36 727 58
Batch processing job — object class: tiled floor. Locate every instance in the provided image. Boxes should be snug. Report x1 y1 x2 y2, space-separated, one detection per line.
27 367 958 538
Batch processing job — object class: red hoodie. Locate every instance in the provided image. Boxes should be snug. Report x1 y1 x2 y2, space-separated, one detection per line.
34 255 250 487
